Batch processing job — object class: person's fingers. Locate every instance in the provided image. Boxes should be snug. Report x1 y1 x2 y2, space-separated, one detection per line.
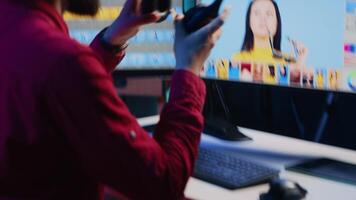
131 0 140 14
171 8 177 20
219 6 230 23
133 12 161 25
211 28 222 43
192 7 230 42
174 13 184 25
203 28 221 52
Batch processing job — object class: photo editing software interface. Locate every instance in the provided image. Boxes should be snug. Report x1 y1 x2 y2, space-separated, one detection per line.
65 0 181 70
65 0 356 93
201 0 356 93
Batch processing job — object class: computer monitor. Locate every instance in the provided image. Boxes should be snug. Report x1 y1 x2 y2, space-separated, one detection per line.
64 0 182 76
201 0 356 93
195 0 356 139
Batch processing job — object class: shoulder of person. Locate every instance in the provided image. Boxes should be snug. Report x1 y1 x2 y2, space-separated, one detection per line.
45 32 103 68
38 32 108 86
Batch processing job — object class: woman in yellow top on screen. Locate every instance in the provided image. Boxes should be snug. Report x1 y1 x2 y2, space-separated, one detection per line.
233 0 308 66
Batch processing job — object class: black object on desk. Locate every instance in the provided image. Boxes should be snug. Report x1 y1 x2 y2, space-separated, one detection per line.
287 158 356 186
193 146 280 189
203 81 252 141
259 178 308 200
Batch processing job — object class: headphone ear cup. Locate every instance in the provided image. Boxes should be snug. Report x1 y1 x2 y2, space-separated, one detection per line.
157 0 171 12
140 0 171 23
183 5 213 33
140 0 158 14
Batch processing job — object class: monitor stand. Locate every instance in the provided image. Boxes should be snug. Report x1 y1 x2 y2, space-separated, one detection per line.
204 117 251 141
203 80 251 141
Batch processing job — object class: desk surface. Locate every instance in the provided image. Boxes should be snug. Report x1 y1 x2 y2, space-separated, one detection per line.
137 116 356 200
184 128 356 200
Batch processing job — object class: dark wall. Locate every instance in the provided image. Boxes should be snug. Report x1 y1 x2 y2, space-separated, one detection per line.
205 79 356 150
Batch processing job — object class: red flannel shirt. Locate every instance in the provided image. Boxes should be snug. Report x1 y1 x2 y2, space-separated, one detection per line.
0 0 206 199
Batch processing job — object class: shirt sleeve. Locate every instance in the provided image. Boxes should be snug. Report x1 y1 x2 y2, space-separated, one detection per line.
45 49 206 200
89 34 125 73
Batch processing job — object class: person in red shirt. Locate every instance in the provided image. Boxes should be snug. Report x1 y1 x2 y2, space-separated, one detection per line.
0 0 228 199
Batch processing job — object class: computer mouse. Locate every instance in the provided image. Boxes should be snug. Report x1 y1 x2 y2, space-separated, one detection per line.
259 178 308 200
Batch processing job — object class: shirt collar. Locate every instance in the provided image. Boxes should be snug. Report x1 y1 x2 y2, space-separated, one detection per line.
31 0 69 35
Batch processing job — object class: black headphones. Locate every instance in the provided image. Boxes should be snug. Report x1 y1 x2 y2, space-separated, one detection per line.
140 0 172 22
140 0 223 29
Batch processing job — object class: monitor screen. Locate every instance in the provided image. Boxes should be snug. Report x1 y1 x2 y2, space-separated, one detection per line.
65 0 181 71
201 0 356 93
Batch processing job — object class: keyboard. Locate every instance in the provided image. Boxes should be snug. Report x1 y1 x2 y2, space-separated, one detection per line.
193 146 280 189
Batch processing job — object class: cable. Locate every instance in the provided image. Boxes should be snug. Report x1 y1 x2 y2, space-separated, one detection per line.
291 92 336 142
291 96 306 139
214 81 231 120
314 93 334 143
